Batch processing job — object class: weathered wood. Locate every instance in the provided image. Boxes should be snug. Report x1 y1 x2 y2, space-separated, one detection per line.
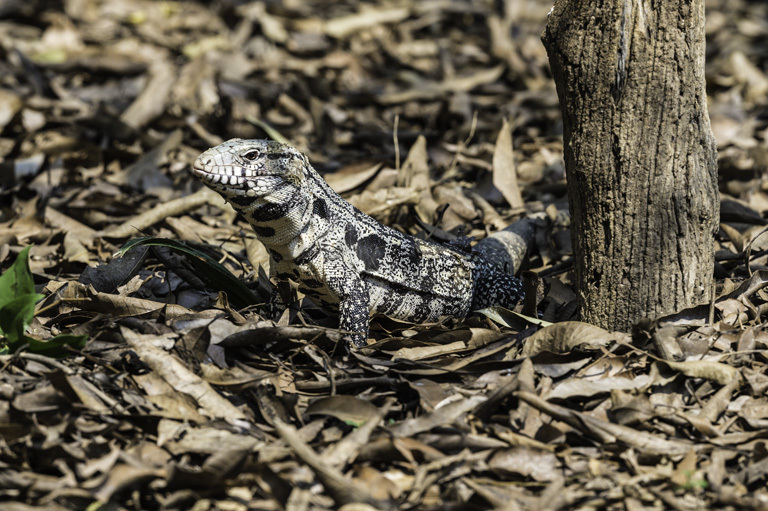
542 0 719 330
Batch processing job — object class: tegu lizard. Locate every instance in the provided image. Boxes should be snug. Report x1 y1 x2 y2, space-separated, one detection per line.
192 139 525 348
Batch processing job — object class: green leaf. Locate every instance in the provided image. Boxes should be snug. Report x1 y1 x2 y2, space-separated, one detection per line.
0 245 87 357
0 294 42 345
0 246 39 309
0 247 44 348
119 237 263 309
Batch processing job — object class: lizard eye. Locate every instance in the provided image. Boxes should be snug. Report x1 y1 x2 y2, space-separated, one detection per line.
242 150 260 161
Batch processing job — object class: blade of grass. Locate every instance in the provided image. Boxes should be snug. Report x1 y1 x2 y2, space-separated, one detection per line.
245 116 290 144
119 237 263 309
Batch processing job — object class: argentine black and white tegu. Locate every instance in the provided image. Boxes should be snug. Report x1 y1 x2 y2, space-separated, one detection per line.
192 138 524 348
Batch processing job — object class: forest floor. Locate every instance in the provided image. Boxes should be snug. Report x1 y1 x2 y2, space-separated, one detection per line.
1 0 768 510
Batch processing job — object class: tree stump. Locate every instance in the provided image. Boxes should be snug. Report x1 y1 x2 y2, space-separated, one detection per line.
542 0 719 331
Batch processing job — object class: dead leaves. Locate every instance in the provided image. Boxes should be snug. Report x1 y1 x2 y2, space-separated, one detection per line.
122 326 247 422
493 119 524 210
521 321 627 356
1 0 768 509
661 359 742 386
0 301 766 511
5 247 768 509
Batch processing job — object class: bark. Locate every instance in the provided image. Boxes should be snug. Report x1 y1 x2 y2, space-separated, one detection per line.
542 0 719 331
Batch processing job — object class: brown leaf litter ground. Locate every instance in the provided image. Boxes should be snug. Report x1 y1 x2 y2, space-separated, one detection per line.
1 0 768 509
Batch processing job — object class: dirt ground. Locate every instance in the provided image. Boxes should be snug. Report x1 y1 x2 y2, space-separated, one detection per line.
1 0 768 510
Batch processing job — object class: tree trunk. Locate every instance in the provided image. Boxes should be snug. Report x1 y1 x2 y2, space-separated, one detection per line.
542 0 719 331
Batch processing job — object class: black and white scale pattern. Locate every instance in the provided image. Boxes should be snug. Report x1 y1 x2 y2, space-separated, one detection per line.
192 138 524 347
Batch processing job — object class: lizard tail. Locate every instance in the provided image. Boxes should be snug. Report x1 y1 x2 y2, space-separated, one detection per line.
473 215 537 274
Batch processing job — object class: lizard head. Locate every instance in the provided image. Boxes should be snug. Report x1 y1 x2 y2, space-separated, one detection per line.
191 138 308 199
191 139 323 249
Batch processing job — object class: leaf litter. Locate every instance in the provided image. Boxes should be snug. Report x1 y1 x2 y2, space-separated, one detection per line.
1 0 768 510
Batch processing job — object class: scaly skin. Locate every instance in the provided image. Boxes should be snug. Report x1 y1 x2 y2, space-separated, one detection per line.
192 139 523 347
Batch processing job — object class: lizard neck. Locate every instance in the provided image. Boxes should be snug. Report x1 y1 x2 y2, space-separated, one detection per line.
263 206 328 260
249 177 332 261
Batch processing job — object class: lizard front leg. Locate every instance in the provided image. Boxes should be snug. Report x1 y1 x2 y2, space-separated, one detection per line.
324 255 370 348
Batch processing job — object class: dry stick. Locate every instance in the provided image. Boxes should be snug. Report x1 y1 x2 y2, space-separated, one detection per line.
393 113 400 172
515 391 694 457
102 186 226 238
1 352 73 374
271 417 395 510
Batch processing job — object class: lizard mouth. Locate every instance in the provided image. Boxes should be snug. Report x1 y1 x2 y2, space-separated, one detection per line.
192 166 251 187
191 163 284 195
191 164 216 178
191 153 253 186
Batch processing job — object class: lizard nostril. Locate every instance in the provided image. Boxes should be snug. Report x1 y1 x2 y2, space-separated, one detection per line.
195 156 212 168
192 156 212 175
